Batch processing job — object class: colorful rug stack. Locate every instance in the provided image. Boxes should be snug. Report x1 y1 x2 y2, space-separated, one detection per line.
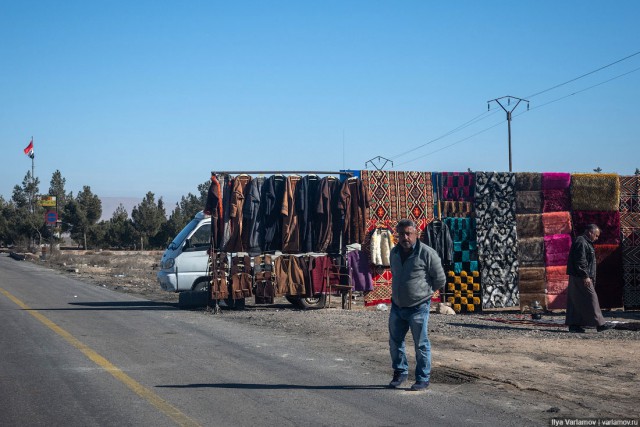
361 170 435 306
540 173 573 310
571 173 622 309
445 270 481 313
475 172 519 308
620 176 640 309
542 211 573 309
514 173 544 310
443 217 479 311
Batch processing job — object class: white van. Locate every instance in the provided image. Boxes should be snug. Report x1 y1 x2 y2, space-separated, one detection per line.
157 211 211 292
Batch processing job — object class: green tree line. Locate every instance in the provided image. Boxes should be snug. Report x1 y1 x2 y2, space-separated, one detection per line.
0 170 209 251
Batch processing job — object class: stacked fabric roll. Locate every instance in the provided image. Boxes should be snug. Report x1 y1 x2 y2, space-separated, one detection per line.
619 175 640 309
541 173 573 309
571 173 622 309
514 173 546 310
475 172 519 308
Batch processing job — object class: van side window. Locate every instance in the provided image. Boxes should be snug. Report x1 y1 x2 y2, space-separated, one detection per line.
190 224 211 249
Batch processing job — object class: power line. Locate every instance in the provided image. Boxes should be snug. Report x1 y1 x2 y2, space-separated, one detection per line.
387 50 640 166
394 119 505 167
516 65 640 117
395 64 640 167
389 110 499 161
525 50 640 99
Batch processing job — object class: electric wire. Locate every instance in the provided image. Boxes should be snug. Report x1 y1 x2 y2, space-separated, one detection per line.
394 64 640 167
389 109 499 161
384 51 640 166
525 50 640 99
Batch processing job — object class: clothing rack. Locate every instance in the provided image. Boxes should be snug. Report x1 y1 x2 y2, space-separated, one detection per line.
211 170 353 176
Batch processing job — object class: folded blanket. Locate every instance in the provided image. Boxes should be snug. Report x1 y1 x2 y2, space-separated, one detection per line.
542 172 571 190
572 210 621 245
544 234 572 266
519 266 546 282
542 189 570 212
517 214 543 238
542 211 572 236
515 172 542 191
518 237 545 266
570 173 620 212
516 191 543 214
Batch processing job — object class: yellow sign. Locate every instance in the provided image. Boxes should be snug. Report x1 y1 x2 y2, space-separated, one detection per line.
40 195 57 207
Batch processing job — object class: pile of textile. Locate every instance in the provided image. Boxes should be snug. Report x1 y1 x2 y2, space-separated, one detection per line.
515 172 545 310
570 173 622 309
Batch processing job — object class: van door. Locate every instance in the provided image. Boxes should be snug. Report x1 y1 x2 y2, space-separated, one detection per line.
175 222 211 290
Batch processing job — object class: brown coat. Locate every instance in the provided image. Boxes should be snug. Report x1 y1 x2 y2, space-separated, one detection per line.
316 176 341 253
274 255 305 296
339 177 370 245
281 175 302 253
224 174 252 253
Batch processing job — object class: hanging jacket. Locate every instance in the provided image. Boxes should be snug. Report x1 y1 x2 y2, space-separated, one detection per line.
243 177 265 256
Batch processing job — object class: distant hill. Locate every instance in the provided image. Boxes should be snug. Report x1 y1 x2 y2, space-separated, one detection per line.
99 196 178 221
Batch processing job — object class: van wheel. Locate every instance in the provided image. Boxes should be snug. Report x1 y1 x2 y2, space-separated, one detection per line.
192 278 209 292
286 295 326 309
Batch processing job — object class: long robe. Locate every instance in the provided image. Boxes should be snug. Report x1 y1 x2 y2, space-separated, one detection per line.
224 174 252 253
243 177 265 256
281 175 302 253
261 175 286 252
316 176 341 253
297 174 321 253
339 177 370 246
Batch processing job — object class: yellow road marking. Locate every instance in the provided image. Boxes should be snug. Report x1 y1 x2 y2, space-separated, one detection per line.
0 287 200 427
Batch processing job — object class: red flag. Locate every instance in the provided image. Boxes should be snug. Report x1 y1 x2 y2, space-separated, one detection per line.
24 139 34 159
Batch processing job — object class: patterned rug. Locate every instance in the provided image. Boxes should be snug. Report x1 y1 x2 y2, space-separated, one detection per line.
572 211 621 245
361 170 434 232
439 172 475 202
445 217 478 274
620 176 640 308
474 172 519 308
361 170 434 306
445 270 481 313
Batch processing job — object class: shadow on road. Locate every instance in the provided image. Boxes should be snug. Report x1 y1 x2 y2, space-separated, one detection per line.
31 301 181 311
156 383 388 390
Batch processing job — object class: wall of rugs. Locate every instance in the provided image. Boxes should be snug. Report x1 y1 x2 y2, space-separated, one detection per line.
360 170 638 312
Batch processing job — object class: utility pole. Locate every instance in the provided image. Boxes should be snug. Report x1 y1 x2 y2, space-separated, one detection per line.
487 96 529 172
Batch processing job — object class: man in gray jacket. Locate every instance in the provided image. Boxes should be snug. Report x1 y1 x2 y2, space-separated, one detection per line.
388 219 446 391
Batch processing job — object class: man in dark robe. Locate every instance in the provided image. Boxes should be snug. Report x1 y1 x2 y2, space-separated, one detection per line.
565 224 610 333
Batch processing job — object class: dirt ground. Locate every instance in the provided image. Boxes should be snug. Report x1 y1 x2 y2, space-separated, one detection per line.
23 250 640 422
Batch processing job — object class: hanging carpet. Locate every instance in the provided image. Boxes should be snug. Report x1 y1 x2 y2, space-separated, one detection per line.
542 189 570 213
542 211 572 236
474 172 519 309
620 176 640 308
440 172 475 202
545 265 569 310
542 172 571 190
544 234 572 267
623 246 640 309
516 191 543 214
516 214 543 238
515 172 542 192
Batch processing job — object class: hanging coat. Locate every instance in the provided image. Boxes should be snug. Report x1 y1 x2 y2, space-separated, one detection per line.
243 176 265 256
219 173 233 250
203 175 223 249
422 220 454 266
339 177 370 246
281 175 302 253
297 174 321 253
316 176 341 253
261 175 286 252
225 174 252 253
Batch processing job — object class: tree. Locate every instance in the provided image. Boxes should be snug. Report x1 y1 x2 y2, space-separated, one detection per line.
131 192 166 250
106 204 136 248
48 170 70 210
11 171 44 250
61 186 102 249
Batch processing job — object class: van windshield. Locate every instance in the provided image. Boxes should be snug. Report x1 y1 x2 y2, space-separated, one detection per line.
168 218 201 250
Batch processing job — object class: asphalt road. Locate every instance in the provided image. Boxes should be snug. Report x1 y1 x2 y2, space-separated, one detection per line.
0 255 538 426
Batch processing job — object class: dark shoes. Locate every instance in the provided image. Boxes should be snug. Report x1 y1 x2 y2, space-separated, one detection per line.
597 324 613 332
410 381 430 391
568 325 586 333
388 371 408 388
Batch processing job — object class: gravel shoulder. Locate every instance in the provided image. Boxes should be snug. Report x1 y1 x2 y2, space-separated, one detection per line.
18 249 640 422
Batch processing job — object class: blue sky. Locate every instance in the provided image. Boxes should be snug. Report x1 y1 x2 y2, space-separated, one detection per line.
1 1 639 213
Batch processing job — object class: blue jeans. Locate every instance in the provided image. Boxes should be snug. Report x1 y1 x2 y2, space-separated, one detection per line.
389 301 431 383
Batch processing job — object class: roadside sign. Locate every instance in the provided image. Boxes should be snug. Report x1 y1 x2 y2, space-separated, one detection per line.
45 211 58 225
40 195 57 207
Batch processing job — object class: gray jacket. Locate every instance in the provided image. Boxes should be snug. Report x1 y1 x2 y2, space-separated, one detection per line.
390 241 446 308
